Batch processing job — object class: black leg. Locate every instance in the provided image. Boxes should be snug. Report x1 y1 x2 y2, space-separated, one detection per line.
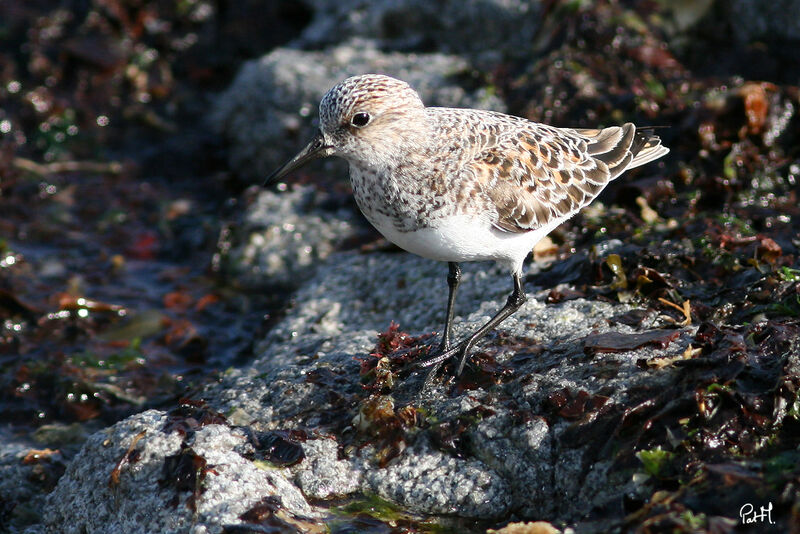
439 262 461 352
453 272 526 375
419 272 526 387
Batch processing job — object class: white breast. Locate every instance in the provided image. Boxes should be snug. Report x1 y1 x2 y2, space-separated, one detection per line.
367 211 560 274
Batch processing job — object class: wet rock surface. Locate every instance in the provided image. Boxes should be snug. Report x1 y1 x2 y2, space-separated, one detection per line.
43 251 705 531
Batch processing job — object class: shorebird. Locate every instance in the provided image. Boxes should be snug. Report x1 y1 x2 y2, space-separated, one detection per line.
265 74 668 386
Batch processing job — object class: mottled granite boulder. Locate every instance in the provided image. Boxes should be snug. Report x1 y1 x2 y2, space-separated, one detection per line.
43 251 693 531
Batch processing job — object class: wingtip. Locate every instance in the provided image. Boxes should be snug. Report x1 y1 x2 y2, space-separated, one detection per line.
629 133 669 169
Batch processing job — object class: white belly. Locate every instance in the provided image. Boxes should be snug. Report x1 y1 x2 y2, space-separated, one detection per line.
368 212 556 274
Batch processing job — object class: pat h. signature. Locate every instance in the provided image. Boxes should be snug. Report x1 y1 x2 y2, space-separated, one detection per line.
740 502 775 525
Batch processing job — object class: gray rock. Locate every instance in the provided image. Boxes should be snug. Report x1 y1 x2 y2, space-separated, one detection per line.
42 410 317 534
211 39 505 183
364 434 513 517
665 0 800 44
727 0 800 43
225 184 360 290
41 249 694 530
208 251 690 520
0 427 64 532
295 0 543 67
293 438 361 499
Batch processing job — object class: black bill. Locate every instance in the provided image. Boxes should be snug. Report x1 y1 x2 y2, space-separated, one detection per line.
263 131 333 186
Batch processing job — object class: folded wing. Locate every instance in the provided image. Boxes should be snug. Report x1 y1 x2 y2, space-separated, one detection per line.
470 122 667 233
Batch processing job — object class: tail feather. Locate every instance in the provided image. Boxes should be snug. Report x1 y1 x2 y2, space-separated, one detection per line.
575 124 668 173
629 128 669 169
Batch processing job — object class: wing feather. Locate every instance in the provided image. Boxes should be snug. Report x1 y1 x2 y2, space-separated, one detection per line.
468 121 666 233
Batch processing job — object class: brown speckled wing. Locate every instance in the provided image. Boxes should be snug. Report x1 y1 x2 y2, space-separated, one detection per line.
473 123 641 233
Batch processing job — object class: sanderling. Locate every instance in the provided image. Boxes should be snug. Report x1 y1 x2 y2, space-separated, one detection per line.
265 74 668 386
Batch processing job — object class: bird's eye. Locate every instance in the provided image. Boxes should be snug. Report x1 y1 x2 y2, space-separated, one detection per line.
351 112 371 127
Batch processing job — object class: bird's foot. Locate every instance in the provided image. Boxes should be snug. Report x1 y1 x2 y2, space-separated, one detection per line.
416 340 473 390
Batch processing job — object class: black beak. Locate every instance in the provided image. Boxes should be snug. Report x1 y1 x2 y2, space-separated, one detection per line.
264 132 333 186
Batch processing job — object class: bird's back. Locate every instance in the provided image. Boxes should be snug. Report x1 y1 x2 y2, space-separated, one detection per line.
424 108 668 234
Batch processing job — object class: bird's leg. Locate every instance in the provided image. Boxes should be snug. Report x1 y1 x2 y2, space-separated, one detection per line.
438 262 461 352
453 272 526 375
420 272 526 388
419 263 461 389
